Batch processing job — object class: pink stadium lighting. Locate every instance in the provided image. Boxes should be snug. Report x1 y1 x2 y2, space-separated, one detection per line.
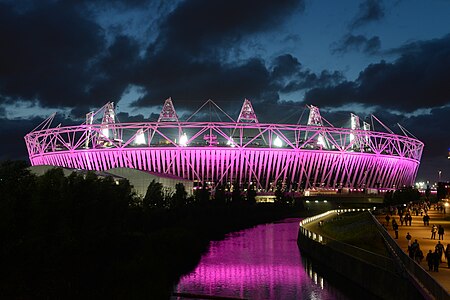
24 99 424 192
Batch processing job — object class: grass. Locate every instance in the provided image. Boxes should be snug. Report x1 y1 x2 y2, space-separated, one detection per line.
320 212 389 257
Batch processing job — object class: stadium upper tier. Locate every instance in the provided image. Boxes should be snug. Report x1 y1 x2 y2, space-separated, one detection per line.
25 99 423 191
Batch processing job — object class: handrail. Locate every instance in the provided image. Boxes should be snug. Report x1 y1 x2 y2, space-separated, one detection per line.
299 209 395 273
369 212 450 300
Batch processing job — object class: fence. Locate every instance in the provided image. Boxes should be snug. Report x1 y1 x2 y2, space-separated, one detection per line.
370 212 450 300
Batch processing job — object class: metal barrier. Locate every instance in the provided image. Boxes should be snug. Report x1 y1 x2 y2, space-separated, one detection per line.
370 212 450 300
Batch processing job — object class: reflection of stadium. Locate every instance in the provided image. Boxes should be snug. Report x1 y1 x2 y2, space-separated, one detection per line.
25 98 423 191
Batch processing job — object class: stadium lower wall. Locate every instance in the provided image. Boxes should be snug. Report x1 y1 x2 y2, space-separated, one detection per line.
29 147 419 191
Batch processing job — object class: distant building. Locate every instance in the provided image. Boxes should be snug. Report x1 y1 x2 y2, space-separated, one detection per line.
25 98 424 192
29 165 193 199
106 167 193 198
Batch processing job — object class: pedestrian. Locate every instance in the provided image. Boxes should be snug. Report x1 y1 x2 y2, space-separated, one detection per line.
438 225 445 240
406 232 412 248
446 244 450 268
416 249 424 263
410 239 419 259
433 250 440 272
400 214 404 226
436 241 445 262
385 214 391 227
431 224 437 240
426 250 434 271
423 214 430 226
408 214 412 226
392 219 399 239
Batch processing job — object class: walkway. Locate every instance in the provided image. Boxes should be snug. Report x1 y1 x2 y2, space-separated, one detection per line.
377 208 450 292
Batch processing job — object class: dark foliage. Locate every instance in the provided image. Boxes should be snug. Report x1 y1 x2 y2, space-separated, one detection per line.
0 160 301 299
384 186 421 205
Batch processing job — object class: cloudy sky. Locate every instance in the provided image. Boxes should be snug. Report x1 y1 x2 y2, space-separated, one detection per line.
1 0 450 183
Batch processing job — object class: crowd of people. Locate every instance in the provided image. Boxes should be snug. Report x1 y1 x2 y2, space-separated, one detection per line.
383 200 450 272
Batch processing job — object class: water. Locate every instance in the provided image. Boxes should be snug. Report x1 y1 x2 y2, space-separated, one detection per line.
173 218 361 300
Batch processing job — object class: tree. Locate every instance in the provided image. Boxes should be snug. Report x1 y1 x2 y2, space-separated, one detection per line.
194 183 210 205
0 160 36 243
425 185 431 200
385 186 420 205
214 183 226 205
171 183 187 208
246 186 256 205
437 182 447 200
231 182 242 203
143 180 164 209
274 182 284 204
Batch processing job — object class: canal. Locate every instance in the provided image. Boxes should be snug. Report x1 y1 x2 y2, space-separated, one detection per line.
173 218 373 299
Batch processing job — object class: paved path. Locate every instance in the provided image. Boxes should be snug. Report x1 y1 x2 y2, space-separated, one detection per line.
377 208 450 292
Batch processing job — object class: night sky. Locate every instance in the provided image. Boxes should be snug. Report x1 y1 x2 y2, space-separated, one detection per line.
1 0 450 183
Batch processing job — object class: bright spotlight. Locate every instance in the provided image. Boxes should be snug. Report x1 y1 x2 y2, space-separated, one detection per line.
134 129 146 145
179 133 188 147
273 136 283 147
317 135 326 148
227 137 236 147
101 127 109 138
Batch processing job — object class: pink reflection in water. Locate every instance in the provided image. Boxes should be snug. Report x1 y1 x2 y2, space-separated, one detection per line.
174 218 344 299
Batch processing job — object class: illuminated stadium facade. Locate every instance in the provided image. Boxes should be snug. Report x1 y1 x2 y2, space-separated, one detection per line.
25 99 423 192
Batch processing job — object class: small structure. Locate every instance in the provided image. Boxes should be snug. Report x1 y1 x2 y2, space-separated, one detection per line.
106 167 193 198
29 165 194 199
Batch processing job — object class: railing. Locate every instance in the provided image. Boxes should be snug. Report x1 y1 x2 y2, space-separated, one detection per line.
370 212 450 300
299 209 396 273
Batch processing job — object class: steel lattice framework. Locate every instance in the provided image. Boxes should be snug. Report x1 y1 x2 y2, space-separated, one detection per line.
24 99 424 191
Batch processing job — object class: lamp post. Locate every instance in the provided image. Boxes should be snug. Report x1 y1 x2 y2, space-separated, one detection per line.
439 170 442 182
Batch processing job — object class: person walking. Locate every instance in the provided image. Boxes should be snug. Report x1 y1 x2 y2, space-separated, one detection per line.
423 214 430 226
433 250 440 272
446 244 450 268
436 241 445 262
431 224 437 240
438 225 445 240
406 232 412 248
426 250 434 271
385 214 391 227
392 219 399 239
410 240 419 259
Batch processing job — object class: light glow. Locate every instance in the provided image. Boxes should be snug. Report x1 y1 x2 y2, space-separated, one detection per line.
134 129 146 145
179 133 188 147
317 135 326 148
101 127 109 138
273 136 283 147
227 137 236 147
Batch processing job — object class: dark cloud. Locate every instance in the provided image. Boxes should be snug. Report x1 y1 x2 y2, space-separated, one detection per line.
389 106 450 181
350 0 385 29
0 2 105 107
306 34 450 112
332 34 381 55
153 0 303 58
132 0 305 108
0 118 35 161
282 70 345 93
271 54 302 80
0 0 307 113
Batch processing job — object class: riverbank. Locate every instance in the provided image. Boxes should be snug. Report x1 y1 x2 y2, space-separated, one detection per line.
298 210 424 299
1 201 306 299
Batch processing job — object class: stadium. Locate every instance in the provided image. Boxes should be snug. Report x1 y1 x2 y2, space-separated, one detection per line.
24 98 423 193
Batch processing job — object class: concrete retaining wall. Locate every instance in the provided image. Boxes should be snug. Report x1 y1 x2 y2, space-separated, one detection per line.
297 216 423 299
